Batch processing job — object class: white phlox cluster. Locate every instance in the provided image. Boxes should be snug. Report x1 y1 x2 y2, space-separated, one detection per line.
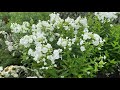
5 40 14 52
9 13 106 71
10 22 30 33
95 12 118 23
80 27 105 52
57 36 76 50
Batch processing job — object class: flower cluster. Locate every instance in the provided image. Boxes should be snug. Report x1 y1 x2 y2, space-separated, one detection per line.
57 37 76 50
10 22 30 33
10 13 105 66
5 40 14 52
95 12 118 23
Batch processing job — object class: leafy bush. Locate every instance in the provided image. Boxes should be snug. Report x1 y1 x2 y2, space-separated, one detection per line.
0 12 120 78
0 12 52 68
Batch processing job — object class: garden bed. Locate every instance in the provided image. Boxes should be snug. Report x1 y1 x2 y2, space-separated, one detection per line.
0 12 120 78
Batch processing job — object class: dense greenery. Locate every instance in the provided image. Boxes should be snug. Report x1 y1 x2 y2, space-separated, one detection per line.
0 12 120 78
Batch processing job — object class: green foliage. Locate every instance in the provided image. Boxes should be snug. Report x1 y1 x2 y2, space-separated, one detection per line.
96 24 120 76
0 12 51 68
8 12 51 24
0 12 120 78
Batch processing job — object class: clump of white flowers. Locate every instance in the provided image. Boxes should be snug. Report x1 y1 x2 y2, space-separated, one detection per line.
80 27 105 52
20 35 33 48
10 13 106 64
10 22 30 33
95 12 118 23
6 12 111 78
5 41 14 52
80 46 86 52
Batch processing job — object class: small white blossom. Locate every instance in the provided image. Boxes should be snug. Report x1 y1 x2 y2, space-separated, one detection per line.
53 49 60 59
103 55 106 59
82 32 91 40
42 47 48 53
0 66 3 72
27 76 38 78
110 24 113 27
83 28 89 33
80 46 86 52
80 17 88 27
80 40 84 45
92 40 99 46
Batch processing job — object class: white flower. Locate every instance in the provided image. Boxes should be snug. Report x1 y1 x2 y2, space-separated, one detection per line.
11 23 22 33
72 38 76 44
61 76 64 78
33 51 42 61
27 76 38 78
8 46 14 52
47 55 55 64
103 55 106 59
42 47 48 53
44 62 47 65
32 24 36 29
69 48 72 50
0 66 3 72
5 41 13 46
110 24 113 27
93 34 100 41
80 46 86 52
80 40 84 45
87 72 90 75
65 17 74 24
95 12 118 23
74 30 78 34
92 40 99 46
5 41 14 52
23 22 30 27
46 43 52 49
28 48 34 56
49 37 54 42
54 64 57 67
28 36 33 43
53 50 60 59
42 21 50 27
61 40 67 47
57 37 62 46
98 47 101 50
57 37 68 47
54 33 60 37
20 35 32 47
80 17 88 27
68 42 72 47
82 33 91 40
49 13 63 25
45 67 49 69
83 28 89 33
63 26 69 30
75 16 81 24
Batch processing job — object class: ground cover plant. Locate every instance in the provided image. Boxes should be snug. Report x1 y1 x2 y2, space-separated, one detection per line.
0 12 120 78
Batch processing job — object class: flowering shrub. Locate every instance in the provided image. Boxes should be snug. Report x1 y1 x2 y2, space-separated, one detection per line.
0 12 120 78
0 12 51 68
